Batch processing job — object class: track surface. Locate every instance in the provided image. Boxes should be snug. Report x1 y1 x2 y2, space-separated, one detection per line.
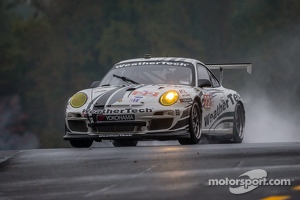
1 142 300 200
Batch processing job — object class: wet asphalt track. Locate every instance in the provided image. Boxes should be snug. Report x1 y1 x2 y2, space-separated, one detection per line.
0 142 300 200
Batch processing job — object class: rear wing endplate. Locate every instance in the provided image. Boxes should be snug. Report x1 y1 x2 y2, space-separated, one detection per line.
206 63 252 84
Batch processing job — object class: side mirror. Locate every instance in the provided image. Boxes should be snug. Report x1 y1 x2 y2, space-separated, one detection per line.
198 79 212 88
91 81 100 88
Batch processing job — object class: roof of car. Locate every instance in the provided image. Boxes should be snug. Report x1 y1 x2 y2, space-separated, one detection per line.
115 57 205 66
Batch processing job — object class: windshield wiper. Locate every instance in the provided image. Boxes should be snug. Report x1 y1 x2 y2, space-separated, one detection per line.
113 74 139 84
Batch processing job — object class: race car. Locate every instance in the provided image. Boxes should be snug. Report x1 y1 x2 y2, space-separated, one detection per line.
64 55 252 147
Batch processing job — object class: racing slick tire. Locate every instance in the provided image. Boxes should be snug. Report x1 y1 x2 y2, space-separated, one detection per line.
232 102 245 143
178 101 202 145
69 139 93 148
112 140 138 147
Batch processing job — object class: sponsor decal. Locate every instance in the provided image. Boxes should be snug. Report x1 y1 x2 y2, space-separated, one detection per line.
202 93 213 109
97 114 135 121
204 93 240 127
115 61 189 69
132 90 159 97
180 98 192 103
227 93 241 105
98 134 133 137
179 89 190 97
83 108 153 115
129 96 143 102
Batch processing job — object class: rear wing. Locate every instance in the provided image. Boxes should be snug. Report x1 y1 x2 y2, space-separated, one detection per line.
206 63 252 84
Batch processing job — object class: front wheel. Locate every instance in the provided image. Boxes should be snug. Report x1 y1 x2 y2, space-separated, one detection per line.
69 139 93 148
178 101 202 145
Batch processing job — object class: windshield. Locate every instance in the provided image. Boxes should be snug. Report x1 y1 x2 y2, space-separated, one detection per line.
100 61 195 86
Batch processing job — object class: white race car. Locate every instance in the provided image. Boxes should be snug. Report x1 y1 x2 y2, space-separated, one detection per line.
64 55 252 147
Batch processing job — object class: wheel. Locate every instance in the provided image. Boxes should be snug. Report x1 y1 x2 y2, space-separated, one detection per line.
178 101 202 145
112 140 138 147
232 103 245 143
69 139 93 148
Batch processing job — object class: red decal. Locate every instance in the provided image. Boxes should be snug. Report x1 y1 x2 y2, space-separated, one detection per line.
203 94 212 109
179 89 190 96
97 115 105 121
132 90 159 97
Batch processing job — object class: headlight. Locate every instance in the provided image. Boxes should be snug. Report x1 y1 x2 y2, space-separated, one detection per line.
159 90 179 106
70 92 87 108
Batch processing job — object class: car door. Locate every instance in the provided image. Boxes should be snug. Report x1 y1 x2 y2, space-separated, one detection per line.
196 63 225 131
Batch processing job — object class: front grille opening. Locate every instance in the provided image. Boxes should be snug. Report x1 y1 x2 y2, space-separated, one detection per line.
154 111 174 116
154 111 164 115
181 109 189 118
67 113 82 118
68 120 88 132
95 126 135 132
149 118 173 130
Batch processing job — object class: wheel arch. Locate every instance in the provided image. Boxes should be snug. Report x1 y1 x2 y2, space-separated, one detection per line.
237 100 246 123
178 97 202 145
194 96 203 114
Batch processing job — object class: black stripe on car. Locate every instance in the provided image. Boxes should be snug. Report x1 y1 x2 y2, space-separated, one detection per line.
180 109 189 118
106 86 132 105
94 87 121 107
170 118 189 130
209 112 234 129
212 119 233 129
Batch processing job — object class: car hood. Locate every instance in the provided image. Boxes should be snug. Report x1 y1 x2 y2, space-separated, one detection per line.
88 84 194 107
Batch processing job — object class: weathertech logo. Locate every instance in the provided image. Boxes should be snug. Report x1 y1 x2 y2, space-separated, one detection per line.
115 61 189 68
208 169 292 194
83 108 153 115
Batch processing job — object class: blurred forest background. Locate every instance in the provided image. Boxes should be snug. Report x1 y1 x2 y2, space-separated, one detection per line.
1 0 300 150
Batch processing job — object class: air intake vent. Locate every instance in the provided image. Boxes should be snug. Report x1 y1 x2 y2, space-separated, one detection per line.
149 118 173 130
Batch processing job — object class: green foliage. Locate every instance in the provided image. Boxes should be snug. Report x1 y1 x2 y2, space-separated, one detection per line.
1 0 300 148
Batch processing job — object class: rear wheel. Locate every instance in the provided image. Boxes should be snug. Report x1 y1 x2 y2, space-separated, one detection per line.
178 101 202 145
112 140 138 147
69 139 93 148
214 103 245 143
232 103 245 143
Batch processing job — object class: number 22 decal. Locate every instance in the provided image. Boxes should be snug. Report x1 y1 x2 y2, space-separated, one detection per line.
202 93 212 109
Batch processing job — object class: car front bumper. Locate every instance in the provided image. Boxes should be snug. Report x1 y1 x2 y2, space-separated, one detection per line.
64 128 190 141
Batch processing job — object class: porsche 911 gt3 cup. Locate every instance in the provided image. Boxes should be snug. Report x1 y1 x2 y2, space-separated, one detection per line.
64 55 252 147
